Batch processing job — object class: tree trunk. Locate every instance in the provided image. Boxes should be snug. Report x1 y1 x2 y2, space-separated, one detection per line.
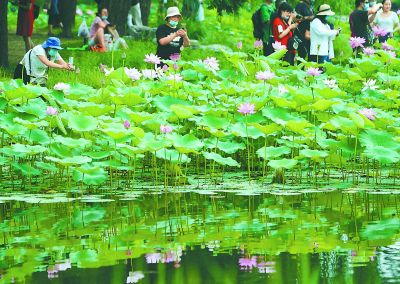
59 0 77 38
0 0 8 67
140 0 151 26
100 0 132 36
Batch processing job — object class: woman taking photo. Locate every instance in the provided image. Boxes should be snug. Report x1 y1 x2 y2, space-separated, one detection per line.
271 2 298 65
373 0 400 42
310 4 341 63
14 37 74 86
156 7 190 62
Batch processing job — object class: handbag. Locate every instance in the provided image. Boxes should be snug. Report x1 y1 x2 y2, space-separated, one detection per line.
288 34 302 50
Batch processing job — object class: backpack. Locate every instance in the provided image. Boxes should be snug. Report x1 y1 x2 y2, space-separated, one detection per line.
252 4 267 39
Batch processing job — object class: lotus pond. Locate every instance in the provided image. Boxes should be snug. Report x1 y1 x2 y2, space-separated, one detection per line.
0 188 399 283
1 27 400 283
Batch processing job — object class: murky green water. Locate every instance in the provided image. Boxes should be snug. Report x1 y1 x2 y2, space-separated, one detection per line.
0 190 399 284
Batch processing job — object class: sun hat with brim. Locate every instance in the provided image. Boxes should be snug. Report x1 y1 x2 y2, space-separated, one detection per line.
42 37 63 50
165 7 182 20
316 4 335 16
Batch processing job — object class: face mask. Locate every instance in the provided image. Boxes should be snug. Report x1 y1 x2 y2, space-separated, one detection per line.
364 3 369 10
48 49 58 57
282 15 289 21
326 16 330 21
169 20 178 27
101 16 108 20
370 2 376 6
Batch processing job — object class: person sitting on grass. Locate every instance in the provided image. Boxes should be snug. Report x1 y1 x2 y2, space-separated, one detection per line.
156 7 190 63
13 37 74 86
89 7 127 52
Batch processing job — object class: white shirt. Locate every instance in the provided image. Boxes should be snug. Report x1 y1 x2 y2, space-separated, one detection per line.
374 11 399 33
310 18 337 58
21 45 62 85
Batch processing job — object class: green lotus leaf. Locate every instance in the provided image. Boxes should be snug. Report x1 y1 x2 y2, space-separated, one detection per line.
360 129 400 150
35 161 58 172
101 123 137 140
171 133 203 154
138 133 171 152
271 96 296 109
200 114 230 129
250 123 282 135
268 158 298 169
361 218 400 240
11 162 41 176
267 48 287 60
328 116 356 133
25 129 50 145
230 122 264 139
53 135 92 148
156 149 191 163
0 157 9 165
202 151 240 167
110 87 146 106
256 146 291 160
0 113 28 135
86 151 112 159
12 98 47 118
300 149 329 161
217 140 246 154
73 165 108 185
364 146 400 164
181 69 205 81
68 114 98 132
127 111 154 124
286 120 313 134
46 156 92 166
355 58 381 74
262 107 298 125
170 104 199 119
311 99 336 111
349 112 364 129
11 144 47 155
78 102 114 117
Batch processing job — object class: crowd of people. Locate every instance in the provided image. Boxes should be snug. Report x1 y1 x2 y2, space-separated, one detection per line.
11 0 399 85
256 0 399 65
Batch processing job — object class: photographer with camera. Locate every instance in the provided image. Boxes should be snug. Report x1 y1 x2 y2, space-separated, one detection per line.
295 0 314 59
272 2 298 65
310 4 341 63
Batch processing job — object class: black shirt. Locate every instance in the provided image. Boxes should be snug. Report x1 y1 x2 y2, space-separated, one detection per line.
295 2 313 40
156 24 184 60
350 9 373 46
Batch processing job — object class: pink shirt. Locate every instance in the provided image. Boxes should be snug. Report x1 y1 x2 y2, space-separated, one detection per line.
90 16 110 38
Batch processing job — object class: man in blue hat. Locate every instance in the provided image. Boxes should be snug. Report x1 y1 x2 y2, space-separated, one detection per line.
14 37 74 86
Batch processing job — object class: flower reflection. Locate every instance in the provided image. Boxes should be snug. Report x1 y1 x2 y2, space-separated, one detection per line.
238 256 257 270
145 248 183 265
126 271 145 283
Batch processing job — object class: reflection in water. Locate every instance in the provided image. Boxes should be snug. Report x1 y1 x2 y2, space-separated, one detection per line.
0 190 399 283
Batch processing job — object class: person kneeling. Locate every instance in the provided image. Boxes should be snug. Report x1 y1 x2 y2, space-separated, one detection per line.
13 37 73 87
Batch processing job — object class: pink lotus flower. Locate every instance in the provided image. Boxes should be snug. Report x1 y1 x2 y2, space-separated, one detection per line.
237 102 256 115
160 124 173 134
358 108 377 120
372 26 389 37
349 37 366 48
255 70 275 81
166 74 183 82
126 271 145 283
76 8 83 16
145 253 162 263
124 67 141 81
86 10 95 16
169 53 181 61
381 41 394 51
144 53 161 65
362 79 378 91
387 50 396 58
254 39 263 49
278 85 288 94
53 82 70 92
323 79 338 89
239 257 257 270
237 41 243 49
272 41 286 50
306 67 322 77
363 47 375 56
173 63 179 70
257 261 276 274
162 64 169 71
46 106 58 116
203 57 220 71
141 69 158 79
123 120 131 129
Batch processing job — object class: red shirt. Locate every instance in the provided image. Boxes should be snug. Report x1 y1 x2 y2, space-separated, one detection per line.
272 17 295 54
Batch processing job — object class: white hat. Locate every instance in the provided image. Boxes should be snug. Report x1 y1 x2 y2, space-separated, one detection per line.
316 4 335 16
165 7 182 20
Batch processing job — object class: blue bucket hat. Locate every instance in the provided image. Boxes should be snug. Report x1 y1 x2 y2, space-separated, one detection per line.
42 37 63 50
